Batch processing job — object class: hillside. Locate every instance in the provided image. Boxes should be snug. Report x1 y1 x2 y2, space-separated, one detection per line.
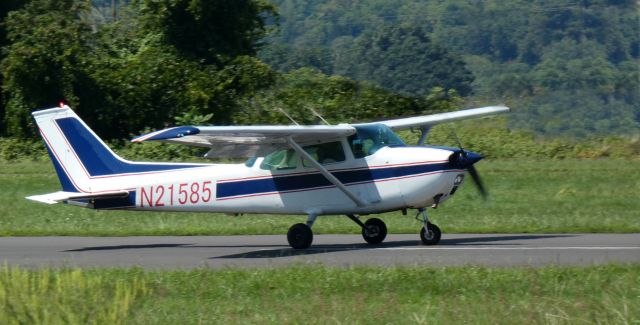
0 0 637 142
259 0 640 137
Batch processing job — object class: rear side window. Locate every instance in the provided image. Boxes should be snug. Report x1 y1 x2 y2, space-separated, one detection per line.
302 141 345 167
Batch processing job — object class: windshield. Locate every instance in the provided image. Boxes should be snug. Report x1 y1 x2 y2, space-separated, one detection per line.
349 124 405 158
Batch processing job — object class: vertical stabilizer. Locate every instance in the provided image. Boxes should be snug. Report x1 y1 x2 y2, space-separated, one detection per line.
32 106 130 193
32 106 206 194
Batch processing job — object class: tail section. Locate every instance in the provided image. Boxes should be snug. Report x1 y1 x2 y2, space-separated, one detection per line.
34 106 117 193
33 106 206 194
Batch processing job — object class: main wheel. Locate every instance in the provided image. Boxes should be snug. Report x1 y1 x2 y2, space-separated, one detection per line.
287 223 313 249
420 223 441 245
362 218 387 245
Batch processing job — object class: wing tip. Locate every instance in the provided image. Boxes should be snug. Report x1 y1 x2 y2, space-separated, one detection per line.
131 126 201 143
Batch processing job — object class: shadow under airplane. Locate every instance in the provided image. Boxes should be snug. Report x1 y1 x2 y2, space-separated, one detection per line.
62 234 575 258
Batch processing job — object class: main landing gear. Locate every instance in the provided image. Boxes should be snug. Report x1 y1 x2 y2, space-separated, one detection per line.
286 209 442 249
287 214 317 249
287 223 313 249
347 214 387 245
286 214 389 249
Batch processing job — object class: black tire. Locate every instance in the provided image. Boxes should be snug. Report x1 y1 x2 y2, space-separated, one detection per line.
362 218 387 245
287 223 313 249
420 223 441 245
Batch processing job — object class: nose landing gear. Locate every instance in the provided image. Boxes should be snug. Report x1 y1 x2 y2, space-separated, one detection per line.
416 208 441 245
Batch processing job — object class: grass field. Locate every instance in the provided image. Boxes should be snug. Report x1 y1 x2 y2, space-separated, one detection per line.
1 264 638 324
1 159 639 236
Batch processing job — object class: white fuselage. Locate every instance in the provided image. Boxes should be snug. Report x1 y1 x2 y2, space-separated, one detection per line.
89 145 465 216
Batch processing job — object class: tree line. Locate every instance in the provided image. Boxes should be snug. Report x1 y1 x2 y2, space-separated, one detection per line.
260 0 639 137
0 0 462 140
1 0 637 142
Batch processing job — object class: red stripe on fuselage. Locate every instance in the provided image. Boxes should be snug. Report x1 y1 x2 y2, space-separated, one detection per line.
216 169 462 201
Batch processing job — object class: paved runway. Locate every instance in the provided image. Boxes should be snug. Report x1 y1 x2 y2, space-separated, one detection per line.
0 234 638 269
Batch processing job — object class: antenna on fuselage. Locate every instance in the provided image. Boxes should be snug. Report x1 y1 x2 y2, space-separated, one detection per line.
448 124 465 151
276 107 300 126
307 106 330 125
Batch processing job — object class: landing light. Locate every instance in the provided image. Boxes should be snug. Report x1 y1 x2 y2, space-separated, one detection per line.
454 174 464 185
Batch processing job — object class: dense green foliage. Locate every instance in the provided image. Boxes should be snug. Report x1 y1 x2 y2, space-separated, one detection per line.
0 1 29 131
137 0 276 65
0 0 637 143
0 0 284 139
233 68 462 125
0 0 462 140
2 159 638 235
260 0 639 137
2 0 93 137
262 24 475 97
2 265 639 324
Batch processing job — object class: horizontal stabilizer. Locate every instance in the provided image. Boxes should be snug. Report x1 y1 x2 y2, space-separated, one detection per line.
26 190 130 205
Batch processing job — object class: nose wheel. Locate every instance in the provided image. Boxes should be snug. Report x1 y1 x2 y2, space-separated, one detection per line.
416 208 441 245
420 223 441 245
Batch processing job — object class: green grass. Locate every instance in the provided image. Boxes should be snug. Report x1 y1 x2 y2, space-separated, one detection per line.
1 159 639 236
1 264 638 324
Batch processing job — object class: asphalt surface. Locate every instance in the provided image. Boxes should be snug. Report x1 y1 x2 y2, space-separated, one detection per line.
0 234 638 269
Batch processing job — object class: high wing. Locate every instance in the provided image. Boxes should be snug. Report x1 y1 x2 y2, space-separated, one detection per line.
368 105 510 131
26 190 130 205
130 105 509 157
132 125 356 158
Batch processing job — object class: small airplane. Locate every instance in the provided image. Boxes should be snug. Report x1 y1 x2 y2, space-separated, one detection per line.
27 104 509 249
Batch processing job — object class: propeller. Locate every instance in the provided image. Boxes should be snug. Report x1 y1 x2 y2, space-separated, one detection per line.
448 126 488 200
467 165 488 200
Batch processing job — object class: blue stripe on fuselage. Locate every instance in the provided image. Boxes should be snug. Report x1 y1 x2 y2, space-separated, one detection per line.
55 117 206 177
216 162 453 199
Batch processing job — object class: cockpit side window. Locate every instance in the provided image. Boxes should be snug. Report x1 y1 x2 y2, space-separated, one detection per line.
349 124 405 158
302 141 346 167
244 157 258 167
260 149 300 170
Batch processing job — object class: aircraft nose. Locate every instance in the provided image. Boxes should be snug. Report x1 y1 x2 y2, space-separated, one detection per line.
464 150 483 165
448 150 483 169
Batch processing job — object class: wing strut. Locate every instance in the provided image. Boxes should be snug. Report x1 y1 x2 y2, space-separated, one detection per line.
285 136 367 207
417 126 431 145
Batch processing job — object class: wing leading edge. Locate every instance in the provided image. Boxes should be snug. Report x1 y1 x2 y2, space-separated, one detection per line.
370 105 510 131
132 125 357 158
